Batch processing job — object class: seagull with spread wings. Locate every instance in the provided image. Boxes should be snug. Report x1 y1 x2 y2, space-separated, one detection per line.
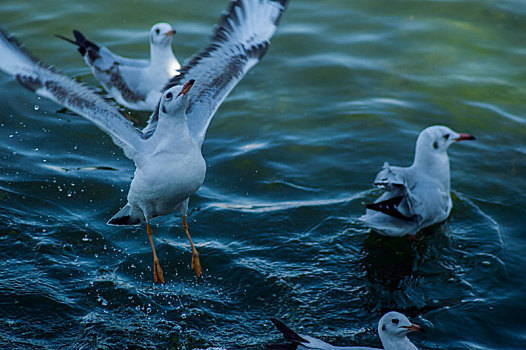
0 0 289 283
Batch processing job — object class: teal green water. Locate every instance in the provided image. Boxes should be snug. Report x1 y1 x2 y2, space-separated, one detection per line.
0 0 525 349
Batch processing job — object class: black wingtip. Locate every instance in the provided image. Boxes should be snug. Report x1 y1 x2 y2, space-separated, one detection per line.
54 33 80 46
269 318 307 343
366 196 414 222
69 29 100 61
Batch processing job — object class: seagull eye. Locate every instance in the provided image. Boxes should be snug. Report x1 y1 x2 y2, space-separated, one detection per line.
443 134 450 140
155 28 160 35
165 92 173 100
392 319 399 324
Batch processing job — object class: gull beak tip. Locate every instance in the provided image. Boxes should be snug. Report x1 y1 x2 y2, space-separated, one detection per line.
455 133 476 141
404 324 424 333
164 29 175 37
178 80 195 96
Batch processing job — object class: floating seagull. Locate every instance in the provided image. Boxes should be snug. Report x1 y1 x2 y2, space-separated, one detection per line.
360 125 475 237
56 22 181 111
265 311 422 350
0 0 289 283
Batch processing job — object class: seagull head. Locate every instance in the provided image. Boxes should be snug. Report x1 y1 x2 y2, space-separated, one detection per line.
150 22 176 46
378 311 422 343
414 125 475 166
160 80 195 116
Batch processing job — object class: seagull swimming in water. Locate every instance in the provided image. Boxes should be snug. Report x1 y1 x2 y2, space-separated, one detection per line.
360 125 475 237
0 0 289 283
265 311 422 350
56 22 181 111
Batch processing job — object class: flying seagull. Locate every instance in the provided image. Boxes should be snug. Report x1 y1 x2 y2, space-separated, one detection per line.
360 125 475 237
0 0 289 283
265 311 422 350
56 22 181 111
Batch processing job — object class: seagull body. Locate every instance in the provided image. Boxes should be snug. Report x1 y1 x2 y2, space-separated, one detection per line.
265 312 421 350
360 126 475 237
0 0 289 283
57 23 181 111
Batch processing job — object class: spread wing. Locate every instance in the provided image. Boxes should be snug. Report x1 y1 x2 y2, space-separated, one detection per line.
160 0 289 148
0 27 144 158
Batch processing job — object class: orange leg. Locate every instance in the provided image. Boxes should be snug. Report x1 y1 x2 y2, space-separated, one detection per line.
147 221 165 284
182 216 202 278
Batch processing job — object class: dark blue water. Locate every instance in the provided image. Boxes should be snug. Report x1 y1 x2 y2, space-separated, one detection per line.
0 0 525 349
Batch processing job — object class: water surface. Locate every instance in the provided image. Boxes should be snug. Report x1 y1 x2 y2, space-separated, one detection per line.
0 0 525 349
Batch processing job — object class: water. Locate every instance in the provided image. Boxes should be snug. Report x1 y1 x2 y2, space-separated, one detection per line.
0 0 525 349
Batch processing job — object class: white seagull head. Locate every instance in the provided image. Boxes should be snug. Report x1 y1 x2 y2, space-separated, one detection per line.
378 311 422 349
160 79 194 116
150 22 175 47
414 125 475 167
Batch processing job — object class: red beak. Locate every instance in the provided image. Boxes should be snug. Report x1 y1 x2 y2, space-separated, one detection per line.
454 133 476 141
403 324 423 332
177 79 195 96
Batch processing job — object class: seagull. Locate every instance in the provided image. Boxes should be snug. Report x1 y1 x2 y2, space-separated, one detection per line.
359 125 475 237
0 0 289 283
265 311 422 350
56 22 181 111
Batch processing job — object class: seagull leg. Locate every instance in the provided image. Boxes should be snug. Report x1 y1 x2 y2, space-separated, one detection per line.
182 216 202 278
147 221 165 284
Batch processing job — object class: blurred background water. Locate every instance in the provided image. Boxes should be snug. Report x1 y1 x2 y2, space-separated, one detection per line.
0 0 525 349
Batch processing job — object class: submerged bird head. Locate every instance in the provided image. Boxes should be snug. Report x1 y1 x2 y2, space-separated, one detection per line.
150 22 175 47
378 311 422 346
159 79 194 117
414 125 475 167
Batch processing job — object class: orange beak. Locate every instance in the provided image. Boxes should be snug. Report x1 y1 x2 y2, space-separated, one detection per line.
403 324 423 332
164 29 175 37
178 79 195 96
454 133 476 141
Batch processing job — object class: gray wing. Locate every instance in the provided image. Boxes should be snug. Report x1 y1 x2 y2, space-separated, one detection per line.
159 0 289 148
0 27 144 157
373 162 407 191
369 162 419 221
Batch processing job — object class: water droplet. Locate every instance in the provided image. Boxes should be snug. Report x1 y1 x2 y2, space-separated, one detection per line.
67 190 72 197
97 296 108 306
34 105 40 111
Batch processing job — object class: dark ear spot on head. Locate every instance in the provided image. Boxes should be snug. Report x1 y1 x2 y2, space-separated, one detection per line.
382 324 386 331
433 141 439 149
161 105 167 114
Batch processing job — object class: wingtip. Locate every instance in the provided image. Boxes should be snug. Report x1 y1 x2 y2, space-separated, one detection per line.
54 33 79 46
